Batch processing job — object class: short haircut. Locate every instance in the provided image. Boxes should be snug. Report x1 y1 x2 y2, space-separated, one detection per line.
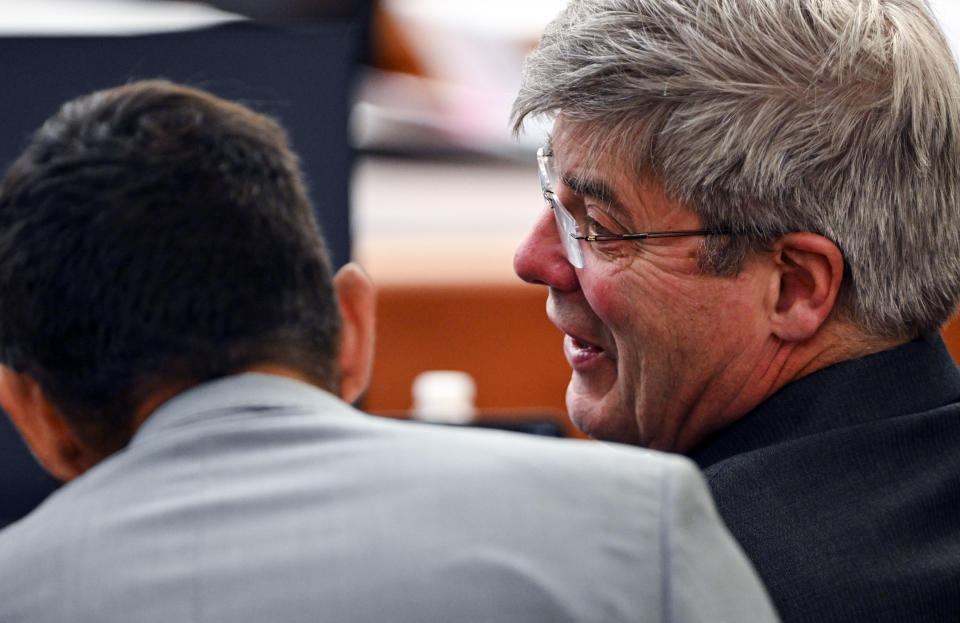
0 79 341 454
513 0 960 339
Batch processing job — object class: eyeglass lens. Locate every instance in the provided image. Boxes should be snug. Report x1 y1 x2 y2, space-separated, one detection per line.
537 147 585 268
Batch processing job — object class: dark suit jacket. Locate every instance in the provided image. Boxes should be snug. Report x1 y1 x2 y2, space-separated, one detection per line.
690 335 960 622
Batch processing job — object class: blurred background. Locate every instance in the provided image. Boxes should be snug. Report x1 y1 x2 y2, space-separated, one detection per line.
2 0 960 525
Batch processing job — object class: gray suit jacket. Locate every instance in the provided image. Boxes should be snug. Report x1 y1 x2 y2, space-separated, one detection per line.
0 374 777 623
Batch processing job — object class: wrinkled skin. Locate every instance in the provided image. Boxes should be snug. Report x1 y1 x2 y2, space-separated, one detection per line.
514 120 786 452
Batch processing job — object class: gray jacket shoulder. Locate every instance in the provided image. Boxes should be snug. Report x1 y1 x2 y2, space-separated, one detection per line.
0 385 778 623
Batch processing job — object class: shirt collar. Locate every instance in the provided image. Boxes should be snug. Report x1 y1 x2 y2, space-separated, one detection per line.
129 373 347 447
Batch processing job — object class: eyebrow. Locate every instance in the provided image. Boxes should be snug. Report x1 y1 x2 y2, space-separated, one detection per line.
560 173 628 217
543 134 630 216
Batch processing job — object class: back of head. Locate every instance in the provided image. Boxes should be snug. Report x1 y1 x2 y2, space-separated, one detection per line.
0 79 341 455
514 0 960 339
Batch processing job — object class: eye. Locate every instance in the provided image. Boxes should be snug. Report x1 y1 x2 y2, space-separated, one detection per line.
584 216 615 237
581 203 628 239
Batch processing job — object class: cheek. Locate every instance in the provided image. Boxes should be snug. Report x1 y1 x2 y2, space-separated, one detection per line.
581 261 693 330
706 270 770 324
579 271 633 329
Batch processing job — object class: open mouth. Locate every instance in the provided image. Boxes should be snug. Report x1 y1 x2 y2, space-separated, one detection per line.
563 333 607 369
571 336 602 351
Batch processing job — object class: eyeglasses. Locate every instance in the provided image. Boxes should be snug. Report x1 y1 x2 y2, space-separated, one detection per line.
537 147 730 268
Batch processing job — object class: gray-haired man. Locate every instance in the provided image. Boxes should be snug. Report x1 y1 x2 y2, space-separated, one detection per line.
513 1 960 621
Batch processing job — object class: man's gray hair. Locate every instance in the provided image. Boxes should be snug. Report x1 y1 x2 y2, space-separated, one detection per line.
513 0 960 339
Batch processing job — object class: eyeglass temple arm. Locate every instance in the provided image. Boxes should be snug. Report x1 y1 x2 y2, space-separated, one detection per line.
573 229 734 242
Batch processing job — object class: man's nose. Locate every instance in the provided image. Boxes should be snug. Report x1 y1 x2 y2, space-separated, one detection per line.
513 208 580 291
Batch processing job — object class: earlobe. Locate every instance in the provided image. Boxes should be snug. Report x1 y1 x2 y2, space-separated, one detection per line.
0 366 92 481
769 233 844 343
332 262 376 404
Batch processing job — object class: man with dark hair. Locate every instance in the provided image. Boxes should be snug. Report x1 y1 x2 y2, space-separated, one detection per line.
513 1 960 621
0 80 776 623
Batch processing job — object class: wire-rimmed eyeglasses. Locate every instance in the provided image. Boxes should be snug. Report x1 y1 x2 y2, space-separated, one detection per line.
537 147 731 268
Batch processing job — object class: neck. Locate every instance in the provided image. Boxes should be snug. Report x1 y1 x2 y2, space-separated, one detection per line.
674 320 907 452
739 320 908 418
768 321 907 392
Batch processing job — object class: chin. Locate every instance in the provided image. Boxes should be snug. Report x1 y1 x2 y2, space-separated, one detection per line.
568 406 640 446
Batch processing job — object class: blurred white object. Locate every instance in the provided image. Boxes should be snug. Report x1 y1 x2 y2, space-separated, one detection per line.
0 0 243 35
931 0 960 63
411 370 477 424
384 0 566 41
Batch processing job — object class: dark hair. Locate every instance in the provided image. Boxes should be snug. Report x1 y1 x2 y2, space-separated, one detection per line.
0 79 342 454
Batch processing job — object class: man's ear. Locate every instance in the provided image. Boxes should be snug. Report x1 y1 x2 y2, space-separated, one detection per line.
333 262 376 404
767 233 844 343
0 366 94 481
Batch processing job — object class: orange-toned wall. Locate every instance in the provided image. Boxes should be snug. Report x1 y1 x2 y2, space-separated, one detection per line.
940 316 960 362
